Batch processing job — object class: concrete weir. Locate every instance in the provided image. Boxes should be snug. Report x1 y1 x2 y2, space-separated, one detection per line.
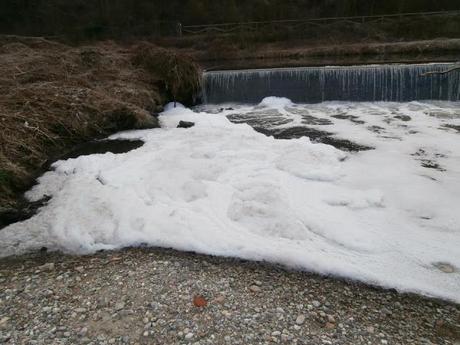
202 63 460 104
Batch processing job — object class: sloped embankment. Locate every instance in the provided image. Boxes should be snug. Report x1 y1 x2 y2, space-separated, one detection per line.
0 36 200 219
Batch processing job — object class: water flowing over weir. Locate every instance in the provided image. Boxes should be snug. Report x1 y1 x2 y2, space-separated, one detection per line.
202 63 460 104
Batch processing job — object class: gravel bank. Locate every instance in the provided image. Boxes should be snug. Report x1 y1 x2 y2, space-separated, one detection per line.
0 248 458 345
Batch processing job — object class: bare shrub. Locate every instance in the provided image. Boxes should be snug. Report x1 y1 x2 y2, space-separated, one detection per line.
132 43 201 104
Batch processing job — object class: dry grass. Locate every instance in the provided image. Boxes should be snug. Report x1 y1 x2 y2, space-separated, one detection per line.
0 36 200 211
132 43 201 104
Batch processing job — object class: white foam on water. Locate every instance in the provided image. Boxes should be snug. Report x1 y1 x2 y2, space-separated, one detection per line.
1 98 459 302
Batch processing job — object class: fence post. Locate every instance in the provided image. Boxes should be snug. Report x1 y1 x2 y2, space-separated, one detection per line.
176 22 183 37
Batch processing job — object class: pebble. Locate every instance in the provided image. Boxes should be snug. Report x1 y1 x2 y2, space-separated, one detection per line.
0 248 457 345
327 315 335 323
75 266 85 273
115 302 125 311
295 315 306 325
434 262 455 273
39 263 55 271
324 322 336 330
249 285 261 293
214 295 225 303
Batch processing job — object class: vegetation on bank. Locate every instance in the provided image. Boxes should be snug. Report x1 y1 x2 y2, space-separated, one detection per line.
0 36 200 212
1 1 459 43
133 45 201 105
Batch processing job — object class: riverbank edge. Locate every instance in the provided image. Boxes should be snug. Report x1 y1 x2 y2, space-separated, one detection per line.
0 36 201 223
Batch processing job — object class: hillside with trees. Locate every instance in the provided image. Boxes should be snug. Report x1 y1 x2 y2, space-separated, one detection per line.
1 0 459 40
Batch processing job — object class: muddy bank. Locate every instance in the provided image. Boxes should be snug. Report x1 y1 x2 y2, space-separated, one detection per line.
0 36 200 217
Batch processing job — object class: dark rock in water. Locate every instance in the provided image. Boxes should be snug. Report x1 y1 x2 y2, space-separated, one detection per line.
321 137 374 152
367 125 385 134
0 195 51 229
285 108 332 125
226 111 372 152
300 115 333 126
412 148 426 157
177 121 195 128
331 114 365 124
433 262 456 273
394 115 412 121
421 160 445 171
427 111 456 119
412 149 446 172
253 126 373 152
443 124 460 133
227 110 293 128
254 126 332 140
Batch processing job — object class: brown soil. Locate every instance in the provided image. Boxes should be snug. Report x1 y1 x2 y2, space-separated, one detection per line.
0 35 200 213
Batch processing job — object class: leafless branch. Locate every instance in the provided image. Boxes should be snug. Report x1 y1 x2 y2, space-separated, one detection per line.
421 65 460 76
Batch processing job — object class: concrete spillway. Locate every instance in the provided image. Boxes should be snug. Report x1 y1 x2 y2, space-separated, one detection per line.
202 63 460 104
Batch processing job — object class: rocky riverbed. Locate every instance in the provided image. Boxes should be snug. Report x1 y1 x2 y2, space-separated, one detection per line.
0 248 458 345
